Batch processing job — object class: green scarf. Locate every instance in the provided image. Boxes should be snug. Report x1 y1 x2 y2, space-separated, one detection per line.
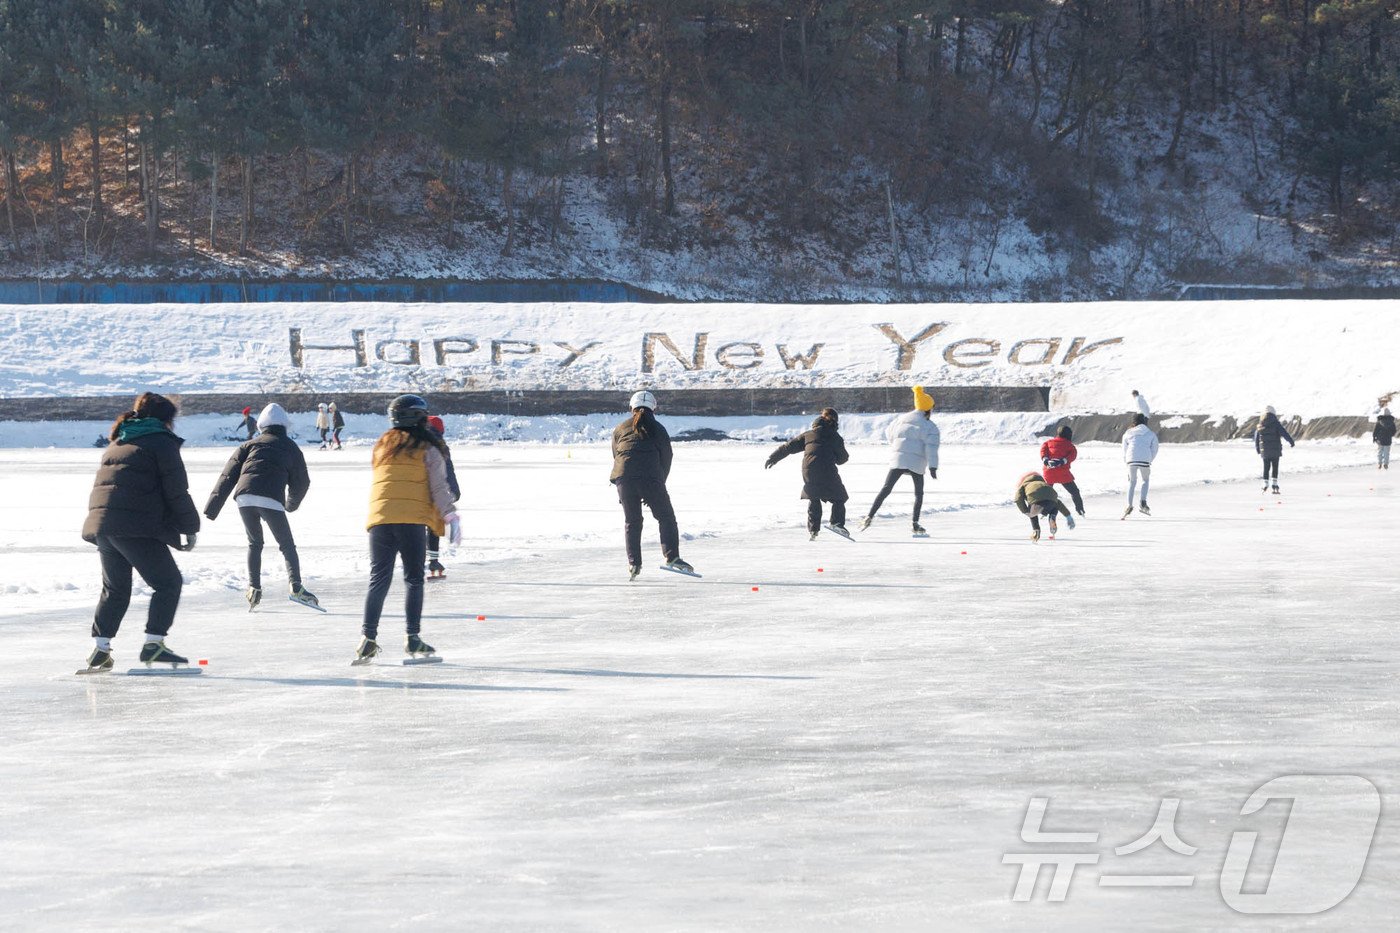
116 417 173 442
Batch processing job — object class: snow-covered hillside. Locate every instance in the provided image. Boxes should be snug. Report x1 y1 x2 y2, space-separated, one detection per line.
4 300 1397 421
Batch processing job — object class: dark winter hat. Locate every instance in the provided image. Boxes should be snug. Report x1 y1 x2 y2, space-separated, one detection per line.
1057 424 1072 440
1132 413 1148 426
388 394 429 428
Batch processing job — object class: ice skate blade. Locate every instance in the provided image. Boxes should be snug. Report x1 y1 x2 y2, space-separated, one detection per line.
658 565 703 578
826 527 856 542
912 532 930 539
126 666 202 676
75 666 112 676
288 595 327 613
403 656 444 665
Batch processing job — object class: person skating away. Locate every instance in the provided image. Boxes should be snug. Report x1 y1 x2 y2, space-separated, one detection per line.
424 415 460 579
234 406 257 441
330 401 345 450
611 391 693 580
766 408 852 540
1040 424 1085 517
1253 406 1295 494
1373 407 1395 470
1132 389 1151 419
315 402 331 449
1015 471 1075 543
78 393 200 672
860 385 940 535
1122 413 1160 518
203 402 317 612
355 395 461 664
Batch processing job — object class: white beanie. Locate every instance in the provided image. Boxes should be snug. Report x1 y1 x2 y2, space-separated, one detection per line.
318 402 327 411
1264 405 1276 416
257 402 292 430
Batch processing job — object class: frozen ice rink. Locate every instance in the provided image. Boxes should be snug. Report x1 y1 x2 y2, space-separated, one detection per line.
1 440 1395 930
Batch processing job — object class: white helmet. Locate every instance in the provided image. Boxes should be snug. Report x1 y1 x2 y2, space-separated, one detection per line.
629 390 658 412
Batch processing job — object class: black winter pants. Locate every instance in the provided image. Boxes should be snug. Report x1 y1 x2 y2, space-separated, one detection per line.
239 506 300 589
92 535 183 639
1054 481 1085 514
1262 456 1280 480
617 479 680 566
867 469 924 522
1028 500 1070 532
363 524 428 640
807 498 847 532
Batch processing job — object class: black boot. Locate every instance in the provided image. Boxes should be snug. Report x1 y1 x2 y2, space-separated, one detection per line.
139 640 188 666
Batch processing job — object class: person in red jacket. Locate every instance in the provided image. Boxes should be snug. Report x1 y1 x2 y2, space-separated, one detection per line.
1039 424 1085 516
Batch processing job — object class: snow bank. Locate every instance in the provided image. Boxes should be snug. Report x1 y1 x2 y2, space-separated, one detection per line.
3 299 1397 421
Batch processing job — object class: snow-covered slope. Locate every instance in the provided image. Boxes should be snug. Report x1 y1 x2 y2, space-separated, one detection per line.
3 300 1397 418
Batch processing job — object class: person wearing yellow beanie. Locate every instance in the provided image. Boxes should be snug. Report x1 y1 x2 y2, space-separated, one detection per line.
859 386 941 536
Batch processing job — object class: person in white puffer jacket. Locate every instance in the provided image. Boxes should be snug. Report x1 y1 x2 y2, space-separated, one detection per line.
1122 412 1160 519
859 385 940 536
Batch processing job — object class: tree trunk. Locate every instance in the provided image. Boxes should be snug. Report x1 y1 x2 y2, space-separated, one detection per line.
140 139 158 253
895 23 909 82
954 16 968 77
341 156 354 249
658 62 675 215
50 138 64 256
209 153 218 249
1 149 15 247
595 49 610 176
239 153 253 254
88 120 103 222
501 164 516 256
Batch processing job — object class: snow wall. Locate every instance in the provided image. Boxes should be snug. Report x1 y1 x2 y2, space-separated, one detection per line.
2 300 1396 437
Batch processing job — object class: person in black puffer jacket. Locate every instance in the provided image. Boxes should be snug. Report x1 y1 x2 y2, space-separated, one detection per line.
611 390 691 579
205 403 315 611
766 408 851 538
1253 406 1296 493
79 392 200 672
1373 407 1395 470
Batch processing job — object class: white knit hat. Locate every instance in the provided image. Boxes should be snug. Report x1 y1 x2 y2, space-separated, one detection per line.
257 403 291 430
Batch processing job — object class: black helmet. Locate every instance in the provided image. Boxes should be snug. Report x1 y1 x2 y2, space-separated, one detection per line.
388 394 429 428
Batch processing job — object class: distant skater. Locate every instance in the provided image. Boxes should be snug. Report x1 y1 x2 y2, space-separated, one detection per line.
860 386 940 536
316 402 331 449
766 408 851 539
424 415 460 578
1040 424 1085 517
79 392 200 672
1374 407 1395 470
330 402 345 450
1253 406 1295 494
235 406 257 441
204 402 318 612
1015 471 1074 543
1132 389 1151 419
611 391 693 580
356 395 460 664
1122 413 1159 518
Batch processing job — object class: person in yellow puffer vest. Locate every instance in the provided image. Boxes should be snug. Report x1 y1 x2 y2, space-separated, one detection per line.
354 394 460 666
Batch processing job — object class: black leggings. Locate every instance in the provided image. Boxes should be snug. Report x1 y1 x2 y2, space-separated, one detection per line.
239 507 300 589
1054 481 1084 514
867 469 924 522
1028 501 1070 532
807 498 848 532
363 524 428 639
617 479 680 566
92 535 183 639
1262 456 1279 480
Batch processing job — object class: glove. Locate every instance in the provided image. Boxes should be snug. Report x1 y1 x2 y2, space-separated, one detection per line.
929 468 938 480
445 513 462 547
764 456 777 469
176 533 197 552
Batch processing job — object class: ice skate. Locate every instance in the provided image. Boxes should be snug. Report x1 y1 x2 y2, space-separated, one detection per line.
911 522 928 538
1262 482 1270 492
809 529 820 540
1138 501 1151 516
1121 505 1133 520
628 564 641 581
1271 484 1280 495
660 558 701 578
1031 529 1041 543
858 515 873 531
827 523 854 541
1047 516 1058 539
351 638 380 666
76 647 113 675
427 559 446 579
245 585 261 612
1064 513 1076 530
288 584 325 612
138 640 188 667
406 634 436 657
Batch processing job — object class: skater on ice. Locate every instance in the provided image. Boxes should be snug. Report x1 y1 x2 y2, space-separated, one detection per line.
1253 406 1295 494
610 390 694 580
860 385 940 536
1373 407 1394 470
203 402 318 612
424 415 460 579
1014 471 1075 542
315 402 331 449
234 405 257 441
330 401 345 450
356 395 461 664
1039 424 1085 517
1122 412 1159 518
766 407 852 540
1132 389 1151 419
79 393 200 672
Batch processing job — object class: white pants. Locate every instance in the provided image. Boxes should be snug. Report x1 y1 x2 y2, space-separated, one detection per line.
1127 463 1151 503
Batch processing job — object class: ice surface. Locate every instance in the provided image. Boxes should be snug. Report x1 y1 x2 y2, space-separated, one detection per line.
0 441 1396 930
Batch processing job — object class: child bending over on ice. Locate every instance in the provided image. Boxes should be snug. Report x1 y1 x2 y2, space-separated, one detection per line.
1015 471 1075 543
